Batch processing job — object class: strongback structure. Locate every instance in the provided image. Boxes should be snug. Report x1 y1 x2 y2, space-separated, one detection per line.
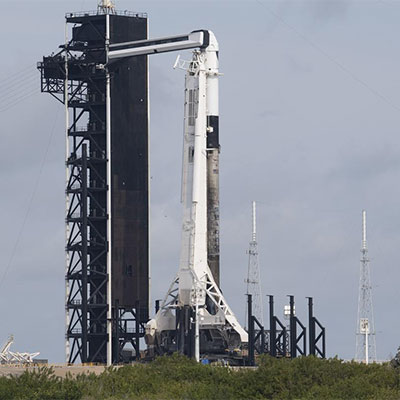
38 3 149 364
245 201 263 327
355 210 377 364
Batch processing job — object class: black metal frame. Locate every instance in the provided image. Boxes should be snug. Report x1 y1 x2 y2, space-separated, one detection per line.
38 12 147 364
247 294 267 365
268 295 288 357
247 295 325 363
38 35 109 362
176 306 195 358
253 318 265 355
307 297 326 358
288 295 306 358
247 294 255 365
113 300 145 363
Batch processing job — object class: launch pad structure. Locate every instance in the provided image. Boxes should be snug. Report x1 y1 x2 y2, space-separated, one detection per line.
38 1 246 365
39 6 150 364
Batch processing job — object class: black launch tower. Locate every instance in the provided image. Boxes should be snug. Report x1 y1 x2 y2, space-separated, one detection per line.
38 8 149 364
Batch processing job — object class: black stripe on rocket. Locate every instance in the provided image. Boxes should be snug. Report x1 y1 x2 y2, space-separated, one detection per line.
207 115 219 149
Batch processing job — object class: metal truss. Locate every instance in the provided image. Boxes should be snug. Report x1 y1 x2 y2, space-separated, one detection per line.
38 17 109 364
245 202 263 328
159 269 246 338
355 210 376 363
38 13 147 364
113 303 146 363
0 336 40 364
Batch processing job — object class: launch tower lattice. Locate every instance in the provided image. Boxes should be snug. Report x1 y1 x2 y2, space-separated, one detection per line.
38 4 150 365
355 210 377 364
245 201 263 327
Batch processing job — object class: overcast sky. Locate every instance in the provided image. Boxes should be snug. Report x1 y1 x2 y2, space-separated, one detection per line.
1 0 400 363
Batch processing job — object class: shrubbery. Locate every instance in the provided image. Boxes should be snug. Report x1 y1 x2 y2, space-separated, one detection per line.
0 354 399 399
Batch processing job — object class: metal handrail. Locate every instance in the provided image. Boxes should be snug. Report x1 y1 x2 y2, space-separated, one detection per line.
66 10 147 18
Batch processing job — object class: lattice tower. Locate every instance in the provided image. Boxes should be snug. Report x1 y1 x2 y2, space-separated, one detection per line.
355 210 377 363
245 201 264 327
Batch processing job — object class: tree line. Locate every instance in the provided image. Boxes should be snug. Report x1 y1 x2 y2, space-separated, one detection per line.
1 353 400 399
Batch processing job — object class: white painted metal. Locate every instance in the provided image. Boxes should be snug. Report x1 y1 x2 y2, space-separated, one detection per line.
195 293 200 362
360 318 370 365
147 19 152 321
360 317 370 364
105 11 112 367
284 304 294 318
362 210 367 251
245 201 264 327
109 29 247 356
366 324 369 365
205 35 219 118
108 32 204 59
252 202 256 242
144 32 247 349
355 210 377 363
179 50 206 307
180 33 246 342
0 336 40 364
98 0 115 11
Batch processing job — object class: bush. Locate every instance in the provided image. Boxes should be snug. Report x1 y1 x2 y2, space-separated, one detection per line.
0 355 399 399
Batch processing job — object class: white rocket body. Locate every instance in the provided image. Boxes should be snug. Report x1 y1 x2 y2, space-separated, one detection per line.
146 32 247 348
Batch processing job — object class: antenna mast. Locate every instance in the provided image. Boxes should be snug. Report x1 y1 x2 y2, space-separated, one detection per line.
245 201 264 327
355 210 377 363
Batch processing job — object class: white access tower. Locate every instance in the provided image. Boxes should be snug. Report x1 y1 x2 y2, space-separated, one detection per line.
245 201 264 327
355 210 377 364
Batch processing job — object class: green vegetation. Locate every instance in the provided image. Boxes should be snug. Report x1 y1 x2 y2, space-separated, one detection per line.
1 354 400 399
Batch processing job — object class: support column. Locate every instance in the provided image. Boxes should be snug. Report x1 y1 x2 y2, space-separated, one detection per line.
289 295 296 359
308 297 315 356
135 300 141 360
268 295 276 357
105 11 112 367
247 294 255 366
81 144 88 363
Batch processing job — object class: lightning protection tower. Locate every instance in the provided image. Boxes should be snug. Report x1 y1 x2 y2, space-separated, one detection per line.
245 201 264 327
355 210 377 364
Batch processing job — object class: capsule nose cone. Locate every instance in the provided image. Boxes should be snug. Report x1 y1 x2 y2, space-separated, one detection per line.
207 30 219 51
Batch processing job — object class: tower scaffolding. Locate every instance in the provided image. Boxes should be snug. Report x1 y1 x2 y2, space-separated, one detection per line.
38 3 150 365
355 210 377 364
